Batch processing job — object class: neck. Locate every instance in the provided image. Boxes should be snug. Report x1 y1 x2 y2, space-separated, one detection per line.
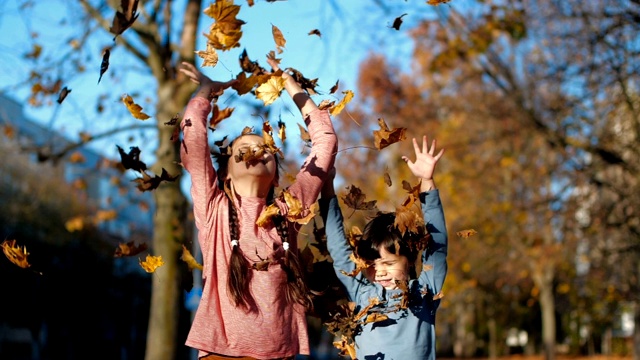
229 176 273 198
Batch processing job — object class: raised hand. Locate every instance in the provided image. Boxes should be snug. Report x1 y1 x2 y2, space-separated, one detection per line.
402 135 444 190
179 61 236 100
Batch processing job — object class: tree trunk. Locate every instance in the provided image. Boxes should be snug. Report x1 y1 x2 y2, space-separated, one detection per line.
144 81 189 360
535 267 556 360
488 317 498 359
634 262 640 360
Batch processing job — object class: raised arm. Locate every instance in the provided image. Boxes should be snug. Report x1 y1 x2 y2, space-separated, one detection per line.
319 168 371 302
179 62 236 229
402 135 448 301
267 57 338 211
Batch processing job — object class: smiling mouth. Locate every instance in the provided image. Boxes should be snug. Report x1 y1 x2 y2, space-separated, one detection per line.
377 279 394 287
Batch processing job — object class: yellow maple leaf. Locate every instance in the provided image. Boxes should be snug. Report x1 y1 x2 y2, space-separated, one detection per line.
256 203 281 227
139 254 164 273
2 239 31 269
255 76 285 106
329 90 354 116
291 202 318 225
203 0 245 51
122 94 151 120
181 245 203 271
195 42 219 67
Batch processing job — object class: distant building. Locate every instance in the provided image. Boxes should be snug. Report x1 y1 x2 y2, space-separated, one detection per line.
0 94 154 266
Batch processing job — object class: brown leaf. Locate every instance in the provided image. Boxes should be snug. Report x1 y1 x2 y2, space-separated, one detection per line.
383 168 392 187
109 0 139 38
114 241 148 257
203 0 245 51
195 42 219 67
210 104 234 129
133 169 179 192
456 229 478 238
271 23 286 53
373 118 406 150
308 29 322 37
391 13 407 31
57 86 71 104
342 185 377 211
329 80 339 94
98 48 110 84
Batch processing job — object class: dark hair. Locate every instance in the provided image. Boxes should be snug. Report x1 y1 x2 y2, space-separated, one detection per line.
356 212 426 279
220 133 312 311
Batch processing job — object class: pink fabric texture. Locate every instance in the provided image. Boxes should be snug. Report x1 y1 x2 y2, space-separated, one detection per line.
180 97 337 359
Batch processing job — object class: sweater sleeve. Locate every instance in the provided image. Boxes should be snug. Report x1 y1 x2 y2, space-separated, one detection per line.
282 109 337 213
319 196 374 302
180 97 220 233
417 189 448 304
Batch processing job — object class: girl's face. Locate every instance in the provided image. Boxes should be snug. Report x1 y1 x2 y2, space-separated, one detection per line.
372 247 410 290
227 134 278 185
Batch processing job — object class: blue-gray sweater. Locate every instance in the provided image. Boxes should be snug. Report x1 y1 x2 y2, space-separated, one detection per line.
319 190 448 360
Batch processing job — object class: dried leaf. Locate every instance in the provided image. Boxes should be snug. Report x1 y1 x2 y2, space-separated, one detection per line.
133 168 179 192
210 104 234 129
329 80 339 94
116 145 147 172
256 203 281 227
329 90 354 116
98 48 110 84
109 0 139 38
181 245 203 270
122 94 151 120
203 0 245 51
139 254 164 273
255 75 285 106
456 229 478 238
272 24 286 53
115 241 148 257
383 168 392 187
2 239 31 269
342 185 377 211
373 118 406 150
391 13 407 31
195 42 219 67
57 86 71 104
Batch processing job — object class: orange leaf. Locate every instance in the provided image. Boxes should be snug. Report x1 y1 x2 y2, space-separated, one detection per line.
341 185 377 211
256 203 281 227
2 239 31 269
122 94 151 120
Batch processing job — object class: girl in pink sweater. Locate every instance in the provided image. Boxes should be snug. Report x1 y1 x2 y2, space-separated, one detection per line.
179 59 337 360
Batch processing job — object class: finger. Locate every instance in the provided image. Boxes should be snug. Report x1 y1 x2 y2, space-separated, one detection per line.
422 135 429 154
434 147 445 161
412 138 421 156
428 139 436 156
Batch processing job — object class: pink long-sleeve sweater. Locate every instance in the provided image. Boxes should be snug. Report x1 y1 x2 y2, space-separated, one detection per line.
180 97 337 359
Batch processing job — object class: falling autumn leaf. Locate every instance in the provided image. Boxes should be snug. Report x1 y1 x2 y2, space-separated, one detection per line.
256 203 281 226
57 86 71 104
255 75 285 106
203 0 245 51
391 13 408 30
329 80 339 94
116 145 147 172
133 168 179 192
277 120 286 142
181 245 203 270
383 167 392 187
456 229 478 238
427 0 452 5
271 23 286 54
139 254 164 273
329 90 354 116
373 118 406 150
195 42 219 67
98 48 110 84
109 0 140 39
114 241 148 257
210 104 235 129
122 94 151 120
308 29 322 37
342 185 377 212
2 239 31 269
